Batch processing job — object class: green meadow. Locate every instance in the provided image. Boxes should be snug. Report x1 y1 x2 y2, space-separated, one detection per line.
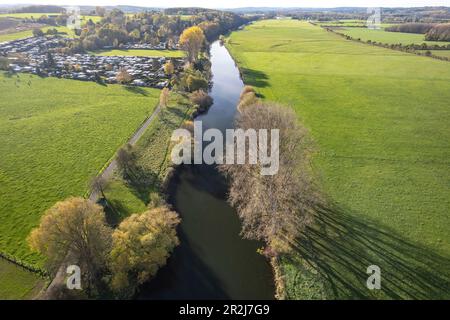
339 27 450 46
0 72 160 269
0 26 76 42
227 19 450 299
0 13 62 19
105 93 194 223
93 49 184 58
0 258 46 299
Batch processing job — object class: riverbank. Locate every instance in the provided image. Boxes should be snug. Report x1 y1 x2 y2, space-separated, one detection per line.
137 41 275 300
226 19 450 299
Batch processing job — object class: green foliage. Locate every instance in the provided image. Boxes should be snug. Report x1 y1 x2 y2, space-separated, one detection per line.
109 206 180 297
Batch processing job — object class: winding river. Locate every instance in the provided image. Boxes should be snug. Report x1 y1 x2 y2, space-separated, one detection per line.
138 41 274 299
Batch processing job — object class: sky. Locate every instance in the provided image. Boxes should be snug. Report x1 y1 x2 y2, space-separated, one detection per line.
0 0 449 8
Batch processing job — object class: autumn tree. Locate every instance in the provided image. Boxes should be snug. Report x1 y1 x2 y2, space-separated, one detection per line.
164 60 175 76
116 68 132 84
159 87 170 107
189 89 213 111
28 197 112 289
179 26 206 62
219 102 322 255
238 86 258 112
109 206 180 297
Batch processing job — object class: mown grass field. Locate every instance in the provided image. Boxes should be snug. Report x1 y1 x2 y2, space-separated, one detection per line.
227 19 450 299
93 49 184 58
0 13 62 19
105 93 194 222
0 258 46 299
0 72 160 271
339 27 450 46
0 26 76 42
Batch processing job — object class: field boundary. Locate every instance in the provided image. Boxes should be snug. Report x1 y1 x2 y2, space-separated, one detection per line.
314 22 450 62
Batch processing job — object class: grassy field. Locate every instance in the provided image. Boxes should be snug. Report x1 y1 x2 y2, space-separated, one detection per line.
227 19 450 299
0 13 62 19
0 258 46 299
93 49 185 58
0 72 160 270
105 93 194 223
0 26 76 42
338 27 450 46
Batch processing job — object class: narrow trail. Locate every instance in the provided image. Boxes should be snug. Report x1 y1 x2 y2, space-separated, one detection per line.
40 103 161 299
89 104 161 201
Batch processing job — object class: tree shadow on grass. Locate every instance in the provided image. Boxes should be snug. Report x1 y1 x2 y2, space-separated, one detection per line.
287 204 450 299
240 67 269 89
124 85 148 96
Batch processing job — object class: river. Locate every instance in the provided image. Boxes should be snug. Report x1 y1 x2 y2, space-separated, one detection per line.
138 41 275 299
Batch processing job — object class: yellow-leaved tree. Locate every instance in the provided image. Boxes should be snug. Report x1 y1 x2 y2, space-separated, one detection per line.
28 197 112 289
179 26 206 62
109 205 180 297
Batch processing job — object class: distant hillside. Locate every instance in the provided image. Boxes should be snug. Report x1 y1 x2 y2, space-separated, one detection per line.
12 5 65 14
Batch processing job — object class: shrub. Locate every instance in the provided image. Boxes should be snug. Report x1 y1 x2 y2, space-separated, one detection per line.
32 28 45 37
186 74 208 92
239 85 256 100
0 57 10 71
189 89 213 110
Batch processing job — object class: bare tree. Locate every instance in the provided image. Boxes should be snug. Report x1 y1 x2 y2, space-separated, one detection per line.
219 102 322 255
90 175 109 200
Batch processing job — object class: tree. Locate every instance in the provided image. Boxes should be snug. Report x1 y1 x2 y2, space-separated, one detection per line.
28 197 112 289
116 144 135 180
159 87 170 107
164 60 175 76
109 206 180 296
32 28 45 37
116 68 132 84
96 6 106 17
186 74 208 92
91 175 109 200
189 89 213 111
0 57 10 71
179 26 205 62
219 102 322 255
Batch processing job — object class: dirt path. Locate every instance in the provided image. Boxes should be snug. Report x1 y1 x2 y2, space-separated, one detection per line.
88 104 161 201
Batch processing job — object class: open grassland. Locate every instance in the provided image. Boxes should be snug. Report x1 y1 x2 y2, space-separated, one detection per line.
105 93 193 223
0 26 76 42
339 27 450 46
227 19 450 299
0 72 160 269
0 258 46 299
93 49 184 58
0 13 62 19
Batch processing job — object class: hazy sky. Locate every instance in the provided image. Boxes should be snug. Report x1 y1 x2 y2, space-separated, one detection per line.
0 0 449 8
